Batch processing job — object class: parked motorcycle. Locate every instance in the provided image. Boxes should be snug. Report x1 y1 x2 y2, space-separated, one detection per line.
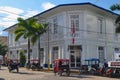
8 62 19 72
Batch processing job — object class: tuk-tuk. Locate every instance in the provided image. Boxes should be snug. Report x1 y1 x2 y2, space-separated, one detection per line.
53 59 70 76
85 58 100 75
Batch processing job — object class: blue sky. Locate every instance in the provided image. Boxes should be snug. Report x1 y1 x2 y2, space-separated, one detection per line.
0 0 120 36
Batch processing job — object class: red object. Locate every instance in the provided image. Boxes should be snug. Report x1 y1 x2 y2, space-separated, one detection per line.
111 62 120 66
71 23 75 34
71 22 75 45
30 59 39 63
105 68 113 77
53 59 69 73
9 59 19 63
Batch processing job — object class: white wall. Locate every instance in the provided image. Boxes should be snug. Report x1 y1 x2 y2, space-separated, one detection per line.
7 5 120 66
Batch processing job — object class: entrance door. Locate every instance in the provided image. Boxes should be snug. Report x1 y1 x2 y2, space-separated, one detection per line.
52 47 59 62
69 45 81 68
70 50 75 67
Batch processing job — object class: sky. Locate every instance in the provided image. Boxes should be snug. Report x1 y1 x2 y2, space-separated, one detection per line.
0 0 120 36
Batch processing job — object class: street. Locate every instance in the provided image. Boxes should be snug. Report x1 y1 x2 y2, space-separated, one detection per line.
0 67 119 80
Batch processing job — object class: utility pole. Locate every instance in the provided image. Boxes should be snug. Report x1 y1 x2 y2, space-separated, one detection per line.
48 24 50 70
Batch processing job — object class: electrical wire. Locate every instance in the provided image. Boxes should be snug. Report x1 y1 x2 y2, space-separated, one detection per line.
94 0 99 3
47 23 117 36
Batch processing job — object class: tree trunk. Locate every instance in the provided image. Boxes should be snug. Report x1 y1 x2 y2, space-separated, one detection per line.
28 38 30 64
38 38 41 67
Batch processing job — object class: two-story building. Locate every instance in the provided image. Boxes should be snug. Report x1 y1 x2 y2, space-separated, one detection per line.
4 2 120 68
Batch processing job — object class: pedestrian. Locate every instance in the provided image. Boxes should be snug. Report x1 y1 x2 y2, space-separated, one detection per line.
104 59 108 68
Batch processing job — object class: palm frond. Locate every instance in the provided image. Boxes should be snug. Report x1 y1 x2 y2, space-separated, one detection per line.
14 32 24 41
17 17 29 30
116 25 120 33
14 27 25 34
23 33 29 39
110 4 120 11
115 15 120 24
28 18 37 26
31 34 38 45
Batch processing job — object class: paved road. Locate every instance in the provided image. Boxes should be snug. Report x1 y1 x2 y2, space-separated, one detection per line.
0 67 119 80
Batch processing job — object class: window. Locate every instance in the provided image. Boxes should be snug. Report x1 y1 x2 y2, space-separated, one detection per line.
115 48 120 53
10 51 12 54
52 47 58 62
98 18 103 34
53 17 58 34
70 15 79 32
98 46 105 63
9 33 13 44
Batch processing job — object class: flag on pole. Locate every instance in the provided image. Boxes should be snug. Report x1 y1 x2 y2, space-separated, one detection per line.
71 22 75 45
72 22 75 35
72 37 74 44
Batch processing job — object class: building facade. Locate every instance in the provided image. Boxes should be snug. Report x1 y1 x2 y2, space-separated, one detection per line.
4 3 120 68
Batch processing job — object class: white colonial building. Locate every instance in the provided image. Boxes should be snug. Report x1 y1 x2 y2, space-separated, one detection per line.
4 3 120 68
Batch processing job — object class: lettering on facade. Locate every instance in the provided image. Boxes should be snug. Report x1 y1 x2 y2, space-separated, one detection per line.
111 62 120 66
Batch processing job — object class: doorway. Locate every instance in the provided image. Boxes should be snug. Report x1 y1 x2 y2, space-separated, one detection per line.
69 45 82 68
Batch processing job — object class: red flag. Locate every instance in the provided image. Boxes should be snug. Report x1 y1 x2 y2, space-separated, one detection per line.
71 22 75 45
72 37 74 44
72 23 75 34
71 22 75 34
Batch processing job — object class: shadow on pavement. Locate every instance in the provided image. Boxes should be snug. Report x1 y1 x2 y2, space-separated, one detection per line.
59 74 92 79
11 72 35 75
0 78 5 80
69 75 92 78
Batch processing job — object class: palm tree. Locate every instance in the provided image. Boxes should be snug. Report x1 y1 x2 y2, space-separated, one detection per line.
30 22 48 66
14 17 37 65
110 4 120 33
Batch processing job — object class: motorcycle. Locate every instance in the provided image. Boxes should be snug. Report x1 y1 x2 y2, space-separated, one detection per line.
8 62 19 72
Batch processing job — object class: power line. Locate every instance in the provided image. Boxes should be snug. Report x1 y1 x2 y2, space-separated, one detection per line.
94 0 100 3
46 23 120 42
0 15 17 20
48 23 117 36
0 9 20 16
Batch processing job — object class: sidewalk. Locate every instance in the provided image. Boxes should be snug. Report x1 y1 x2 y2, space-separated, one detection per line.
1 67 120 80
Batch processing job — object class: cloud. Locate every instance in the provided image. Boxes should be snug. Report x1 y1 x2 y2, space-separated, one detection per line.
0 2 56 36
0 6 23 28
0 21 16 27
0 6 23 15
0 6 40 28
23 10 40 19
41 2 55 10
0 6 40 36
0 2 55 29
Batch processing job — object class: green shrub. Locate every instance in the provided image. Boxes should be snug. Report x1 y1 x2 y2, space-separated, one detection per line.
19 50 26 67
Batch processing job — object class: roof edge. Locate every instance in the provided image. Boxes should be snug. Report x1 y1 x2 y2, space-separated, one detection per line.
3 2 119 31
